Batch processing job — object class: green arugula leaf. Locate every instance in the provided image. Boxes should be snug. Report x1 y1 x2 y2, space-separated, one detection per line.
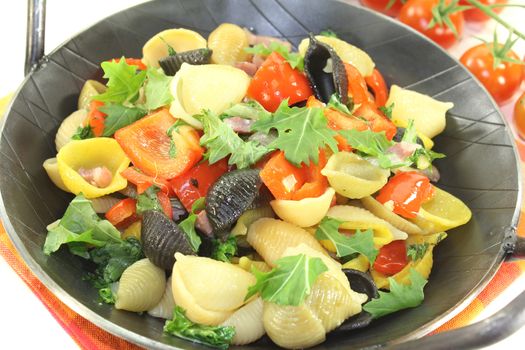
98 287 116 304
245 42 304 71
211 236 237 263
71 125 94 140
319 29 338 38
160 36 177 56
222 100 271 120
401 119 418 144
363 268 428 319
136 186 163 215
245 254 328 306
315 217 378 264
406 243 429 261
164 306 235 350
144 68 173 110
410 147 446 170
338 129 393 158
327 93 353 115
99 103 147 137
94 57 147 104
198 110 270 169
252 101 338 166
379 103 394 120
178 198 206 252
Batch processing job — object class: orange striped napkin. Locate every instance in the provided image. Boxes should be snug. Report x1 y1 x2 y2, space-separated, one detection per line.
0 93 524 349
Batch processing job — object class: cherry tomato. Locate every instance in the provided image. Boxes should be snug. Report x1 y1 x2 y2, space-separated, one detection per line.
514 91 525 140
460 43 523 105
459 0 506 22
247 52 313 112
361 0 404 17
373 240 408 276
399 0 464 49
376 171 435 219
365 68 389 107
105 198 137 227
121 166 171 195
115 109 203 179
169 159 228 211
83 100 106 137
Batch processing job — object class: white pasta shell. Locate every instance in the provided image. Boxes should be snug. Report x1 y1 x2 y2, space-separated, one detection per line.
169 63 250 129
386 85 453 139
43 158 69 192
221 297 265 345
361 196 422 235
115 258 166 312
89 196 122 214
148 276 175 319
208 23 249 65
142 28 207 68
231 206 274 236
263 302 326 349
246 218 327 267
298 35 375 77
270 188 335 227
55 109 87 151
321 152 390 199
78 79 106 110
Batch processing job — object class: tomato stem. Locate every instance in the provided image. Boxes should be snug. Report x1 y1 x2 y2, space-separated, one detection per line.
466 0 525 41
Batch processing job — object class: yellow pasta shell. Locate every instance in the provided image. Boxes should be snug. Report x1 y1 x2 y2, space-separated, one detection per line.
43 158 69 192
417 186 472 232
237 256 272 273
342 254 370 272
122 220 142 240
169 63 250 129
406 232 447 246
55 109 87 151
78 79 106 110
208 23 249 65
57 138 130 198
115 258 166 312
321 152 390 199
221 297 265 346
270 188 335 227
231 206 274 236
246 218 327 267
361 196 422 235
142 28 207 68
148 276 175 319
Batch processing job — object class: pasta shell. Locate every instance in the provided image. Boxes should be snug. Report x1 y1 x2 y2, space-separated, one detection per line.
237 256 272 273
321 152 390 199
327 205 408 244
208 23 249 65
298 35 375 77
78 79 106 110
43 158 69 192
221 297 265 345
173 253 256 312
342 254 370 272
122 220 142 240
270 188 335 227
148 276 175 319
246 218 326 266
89 196 122 214
386 85 453 139
417 186 472 232
361 196 422 235
115 258 166 312
55 109 87 151
142 28 207 68
263 302 326 349
57 138 130 198
231 206 274 236
169 63 250 129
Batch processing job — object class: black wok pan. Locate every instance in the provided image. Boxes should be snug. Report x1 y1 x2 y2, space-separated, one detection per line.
2 0 525 349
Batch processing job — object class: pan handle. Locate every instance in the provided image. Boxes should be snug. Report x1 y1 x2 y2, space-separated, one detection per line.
25 0 46 75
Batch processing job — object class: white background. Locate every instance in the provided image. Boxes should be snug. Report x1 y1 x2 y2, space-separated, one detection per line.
0 0 525 349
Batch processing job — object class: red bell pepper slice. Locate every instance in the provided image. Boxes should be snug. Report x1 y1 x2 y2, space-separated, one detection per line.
365 68 389 107
105 198 137 227
373 240 408 276
121 167 171 195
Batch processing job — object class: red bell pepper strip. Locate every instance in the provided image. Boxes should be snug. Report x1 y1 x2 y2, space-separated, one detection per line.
105 198 137 227
365 68 389 107
121 167 171 195
373 240 408 276
83 100 106 137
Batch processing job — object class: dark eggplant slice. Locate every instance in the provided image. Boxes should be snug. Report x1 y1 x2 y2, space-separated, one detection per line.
304 34 348 104
333 269 379 333
393 126 425 147
206 169 262 238
159 48 213 76
141 210 195 270
170 197 188 222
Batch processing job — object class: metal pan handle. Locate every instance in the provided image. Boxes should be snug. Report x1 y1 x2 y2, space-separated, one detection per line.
25 0 46 75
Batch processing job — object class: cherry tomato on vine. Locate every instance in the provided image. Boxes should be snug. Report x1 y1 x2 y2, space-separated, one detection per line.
399 0 464 49
460 43 523 105
459 0 506 22
360 0 405 17
373 240 408 276
514 92 525 140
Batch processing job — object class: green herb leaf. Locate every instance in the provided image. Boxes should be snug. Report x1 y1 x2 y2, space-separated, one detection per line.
99 103 147 137
164 306 235 350
315 217 378 264
198 110 270 169
136 186 163 215
319 29 338 38
98 287 116 304
327 93 353 115
160 36 177 56
245 42 304 71
379 103 394 120
363 268 428 319
338 129 393 158
401 119 418 144
245 254 328 306
178 197 206 252
406 243 429 261
71 125 95 140
222 100 272 120
252 101 338 166
211 236 237 263
94 57 147 104
144 68 173 110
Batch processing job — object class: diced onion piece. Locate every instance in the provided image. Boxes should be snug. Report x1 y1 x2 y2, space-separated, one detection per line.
270 188 335 227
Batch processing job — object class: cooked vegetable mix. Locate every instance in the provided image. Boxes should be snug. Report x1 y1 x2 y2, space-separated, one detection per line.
42 24 471 349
